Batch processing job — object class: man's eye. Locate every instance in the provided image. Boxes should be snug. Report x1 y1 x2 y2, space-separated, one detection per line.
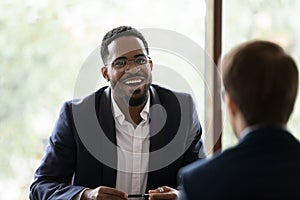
136 58 147 65
113 59 127 67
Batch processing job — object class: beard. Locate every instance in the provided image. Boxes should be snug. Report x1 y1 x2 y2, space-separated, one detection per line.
128 84 150 106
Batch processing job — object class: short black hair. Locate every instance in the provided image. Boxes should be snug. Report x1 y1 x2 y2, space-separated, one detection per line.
222 40 298 125
100 26 149 64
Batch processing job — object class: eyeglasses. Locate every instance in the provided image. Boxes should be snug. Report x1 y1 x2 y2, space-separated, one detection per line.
220 88 226 102
107 55 151 72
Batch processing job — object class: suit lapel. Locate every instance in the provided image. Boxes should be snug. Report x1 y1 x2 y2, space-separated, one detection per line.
146 86 183 190
149 86 168 151
147 86 168 190
96 87 117 187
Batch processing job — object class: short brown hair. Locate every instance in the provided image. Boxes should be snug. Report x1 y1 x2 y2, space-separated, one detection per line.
222 40 298 126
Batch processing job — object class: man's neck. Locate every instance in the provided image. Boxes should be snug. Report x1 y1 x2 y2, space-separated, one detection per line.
113 96 148 126
127 105 145 125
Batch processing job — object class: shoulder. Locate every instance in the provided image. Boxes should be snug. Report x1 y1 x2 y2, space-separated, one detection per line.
178 147 243 199
152 84 191 97
178 147 241 198
151 84 193 104
180 146 240 181
63 86 108 108
55 87 109 122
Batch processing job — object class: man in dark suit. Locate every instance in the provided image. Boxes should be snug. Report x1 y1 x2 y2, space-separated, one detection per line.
29 26 204 200
178 40 300 199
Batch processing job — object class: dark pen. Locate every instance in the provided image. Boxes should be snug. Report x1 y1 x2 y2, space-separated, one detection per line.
128 194 150 198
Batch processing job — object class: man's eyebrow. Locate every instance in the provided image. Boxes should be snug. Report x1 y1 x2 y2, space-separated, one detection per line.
113 54 146 62
113 56 127 61
134 54 147 58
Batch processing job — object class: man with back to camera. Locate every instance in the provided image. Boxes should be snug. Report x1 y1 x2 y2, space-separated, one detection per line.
178 40 300 199
29 26 205 200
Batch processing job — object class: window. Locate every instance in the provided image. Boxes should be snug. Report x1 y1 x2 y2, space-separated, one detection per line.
222 0 300 149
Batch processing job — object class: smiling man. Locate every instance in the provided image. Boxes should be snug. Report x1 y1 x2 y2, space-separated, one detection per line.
101 35 153 125
30 26 205 200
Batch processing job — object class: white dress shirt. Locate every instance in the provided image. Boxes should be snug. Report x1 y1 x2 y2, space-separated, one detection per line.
112 93 150 196
239 124 287 140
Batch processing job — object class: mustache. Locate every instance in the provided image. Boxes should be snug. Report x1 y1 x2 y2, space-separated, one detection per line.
119 72 148 82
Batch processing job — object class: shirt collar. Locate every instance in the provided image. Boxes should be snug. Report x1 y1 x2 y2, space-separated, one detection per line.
239 124 287 140
111 92 150 125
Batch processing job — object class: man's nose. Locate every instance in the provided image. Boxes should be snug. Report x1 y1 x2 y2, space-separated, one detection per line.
125 60 141 73
125 64 141 73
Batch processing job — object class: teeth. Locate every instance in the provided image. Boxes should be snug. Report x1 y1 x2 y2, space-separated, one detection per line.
125 79 142 84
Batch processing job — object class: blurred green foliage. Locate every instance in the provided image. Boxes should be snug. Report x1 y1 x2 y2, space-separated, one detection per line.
0 1 89 198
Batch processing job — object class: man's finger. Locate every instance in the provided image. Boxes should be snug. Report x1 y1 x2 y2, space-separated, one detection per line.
99 186 127 199
149 193 177 200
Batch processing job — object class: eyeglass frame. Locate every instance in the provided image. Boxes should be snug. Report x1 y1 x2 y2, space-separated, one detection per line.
105 54 152 72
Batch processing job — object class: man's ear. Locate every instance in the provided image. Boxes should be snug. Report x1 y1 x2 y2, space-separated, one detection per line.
149 59 153 71
101 66 110 81
225 91 248 138
226 93 238 117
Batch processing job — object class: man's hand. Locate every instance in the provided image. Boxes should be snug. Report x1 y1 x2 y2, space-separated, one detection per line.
81 186 128 200
148 186 178 200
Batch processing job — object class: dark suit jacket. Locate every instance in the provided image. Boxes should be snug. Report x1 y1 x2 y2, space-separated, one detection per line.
30 84 203 200
178 127 300 200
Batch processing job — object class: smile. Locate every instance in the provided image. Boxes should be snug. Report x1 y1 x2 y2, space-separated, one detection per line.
123 77 145 86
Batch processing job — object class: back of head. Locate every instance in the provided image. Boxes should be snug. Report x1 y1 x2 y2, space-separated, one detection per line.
222 40 298 126
100 26 149 64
